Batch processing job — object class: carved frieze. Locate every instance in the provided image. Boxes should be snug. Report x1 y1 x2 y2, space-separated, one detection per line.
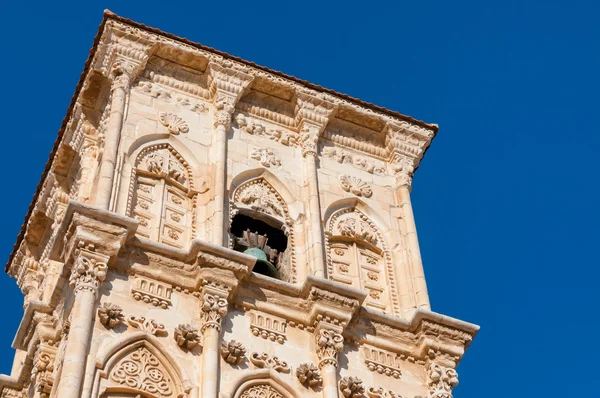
362 344 402 379
234 113 298 147
323 147 386 175
249 352 290 373
248 310 287 344
131 275 173 309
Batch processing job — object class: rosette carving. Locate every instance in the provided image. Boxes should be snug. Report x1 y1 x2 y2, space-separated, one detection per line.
296 363 322 387
97 302 125 329
200 293 228 332
174 324 200 349
339 376 365 398
221 340 246 365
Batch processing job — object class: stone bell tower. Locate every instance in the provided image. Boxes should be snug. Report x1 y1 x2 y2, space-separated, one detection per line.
0 10 478 398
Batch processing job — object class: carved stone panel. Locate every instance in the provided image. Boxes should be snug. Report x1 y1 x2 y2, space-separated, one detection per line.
131 275 173 309
109 347 174 396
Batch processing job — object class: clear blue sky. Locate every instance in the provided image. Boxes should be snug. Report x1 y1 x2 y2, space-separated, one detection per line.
1 1 598 396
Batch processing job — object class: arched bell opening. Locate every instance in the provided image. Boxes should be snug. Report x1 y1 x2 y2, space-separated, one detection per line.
229 212 291 281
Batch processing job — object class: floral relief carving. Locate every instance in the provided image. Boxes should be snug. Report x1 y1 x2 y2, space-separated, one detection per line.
250 148 281 167
174 324 200 349
176 96 208 113
339 376 365 398
235 114 298 147
249 352 290 373
159 112 189 135
427 363 459 398
138 81 172 100
323 147 386 175
240 385 284 398
221 340 246 365
339 175 373 198
110 346 173 396
296 363 322 387
127 316 168 336
98 302 125 329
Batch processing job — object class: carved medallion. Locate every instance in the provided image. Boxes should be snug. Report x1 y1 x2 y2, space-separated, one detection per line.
339 175 373 198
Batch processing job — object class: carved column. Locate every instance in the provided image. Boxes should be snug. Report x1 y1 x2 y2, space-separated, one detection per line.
315 325 344 398
55 245 109 398
300 124 328 278
199 287 229 398
96 59 140 209
212 97 235 246
393 157 430 310
208 63 253 246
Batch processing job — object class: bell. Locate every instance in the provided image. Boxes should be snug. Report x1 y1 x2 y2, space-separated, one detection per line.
244 247 279 279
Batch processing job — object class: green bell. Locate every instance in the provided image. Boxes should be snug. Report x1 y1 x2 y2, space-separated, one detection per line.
244 247 279 279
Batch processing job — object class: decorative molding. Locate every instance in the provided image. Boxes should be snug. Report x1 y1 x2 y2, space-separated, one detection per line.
323 147 387 175
339 175 373 198
250 148 281 167
362 344 402 379
127 316 168 336
249 352 290 373
296 363 322 387
97 302 125 329
339 376 365 398
131 275 173 309
248 310 287 344
110 346 173 396
159 112 189 135
221 340 246 365
234 113 299 147
174 324 200 349
420 321 474 345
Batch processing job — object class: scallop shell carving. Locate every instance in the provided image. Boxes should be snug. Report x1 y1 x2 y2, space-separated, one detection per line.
159 112 189 135
339 175 373 198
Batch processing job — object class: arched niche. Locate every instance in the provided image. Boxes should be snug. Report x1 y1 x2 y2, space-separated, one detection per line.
93 335 188 398
221 369 298 398
324 201 400 315
228 170 298 283
126 143 204 249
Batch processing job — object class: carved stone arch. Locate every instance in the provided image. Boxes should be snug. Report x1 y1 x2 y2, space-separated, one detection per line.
229 170 298 283
94 334 189 398
127 142 202 248
324 200 400 315
221 369 299 398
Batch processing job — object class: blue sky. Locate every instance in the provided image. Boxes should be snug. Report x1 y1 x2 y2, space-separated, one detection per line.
1 1 598 396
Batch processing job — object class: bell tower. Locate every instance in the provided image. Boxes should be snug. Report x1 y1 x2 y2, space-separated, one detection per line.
1 10 478 398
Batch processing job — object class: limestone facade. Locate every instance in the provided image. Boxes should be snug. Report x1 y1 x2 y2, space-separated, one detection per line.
0 11 478 398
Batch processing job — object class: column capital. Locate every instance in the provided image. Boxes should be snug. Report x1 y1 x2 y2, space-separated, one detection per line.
68 244 109 296
392 156 417 190
300 123 321 158
314 323 344 368
199 289 229 333
426 361 459 398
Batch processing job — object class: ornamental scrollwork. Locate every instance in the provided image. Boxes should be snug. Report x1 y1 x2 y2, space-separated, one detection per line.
249 352 290 373
110 347 173 396
174 324 201 349
221 340 246 365
200 293 228 332
97 302 125 329
367 387 401 398
296 363 322 387
427 363 459 398
127 316 167 337
339 175 373 198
